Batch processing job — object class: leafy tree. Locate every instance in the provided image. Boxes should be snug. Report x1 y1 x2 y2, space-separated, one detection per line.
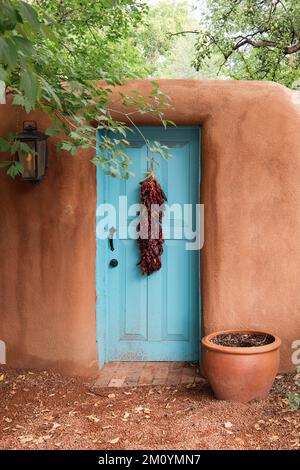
176 0 300 88
135 1 193 76
0 0 172 179
136 0 221 79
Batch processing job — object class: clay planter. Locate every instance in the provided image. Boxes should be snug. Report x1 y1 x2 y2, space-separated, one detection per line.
201 330 281 402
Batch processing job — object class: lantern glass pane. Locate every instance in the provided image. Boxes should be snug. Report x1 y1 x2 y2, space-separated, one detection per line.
37 140 46 178
18 140 36 179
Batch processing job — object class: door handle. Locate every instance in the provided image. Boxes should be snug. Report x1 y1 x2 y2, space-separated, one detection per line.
108 226 116 252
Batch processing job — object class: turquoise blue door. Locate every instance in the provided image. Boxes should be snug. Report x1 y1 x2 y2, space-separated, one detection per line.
96 126 201 363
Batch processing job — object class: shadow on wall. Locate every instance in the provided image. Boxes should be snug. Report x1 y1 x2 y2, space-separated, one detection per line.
0 340 6 364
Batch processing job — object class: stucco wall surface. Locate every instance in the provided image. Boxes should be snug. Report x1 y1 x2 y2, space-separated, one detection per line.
1 80 300 374
0 104 98 376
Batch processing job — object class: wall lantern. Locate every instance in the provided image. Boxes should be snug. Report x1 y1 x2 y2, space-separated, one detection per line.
16 121 49 182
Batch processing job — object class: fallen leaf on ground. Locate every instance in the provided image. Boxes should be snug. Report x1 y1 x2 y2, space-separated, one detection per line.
269 435 279 442
224 421 233 429
86 415 100 423
33 435 51 445
50 423 61 432
85 391 97 397
109 437 120 444
134 405 144 413
44 416 54 422
18 435 34 444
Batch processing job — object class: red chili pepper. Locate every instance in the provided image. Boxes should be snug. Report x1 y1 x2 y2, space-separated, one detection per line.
137 175 167 275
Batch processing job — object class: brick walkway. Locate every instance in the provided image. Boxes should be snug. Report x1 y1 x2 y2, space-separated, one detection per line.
94 362 201 388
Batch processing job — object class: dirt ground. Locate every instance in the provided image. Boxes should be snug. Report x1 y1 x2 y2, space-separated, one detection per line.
0 366 300 450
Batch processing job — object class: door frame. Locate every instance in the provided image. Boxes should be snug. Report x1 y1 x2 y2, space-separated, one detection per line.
96 126 202 367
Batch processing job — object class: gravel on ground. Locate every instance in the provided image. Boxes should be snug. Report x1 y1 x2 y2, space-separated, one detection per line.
0 366 299 450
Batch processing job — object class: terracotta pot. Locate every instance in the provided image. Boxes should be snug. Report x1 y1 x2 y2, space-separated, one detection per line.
201 329 281 402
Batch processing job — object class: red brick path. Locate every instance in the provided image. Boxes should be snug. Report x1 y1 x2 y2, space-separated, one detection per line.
94 362 201 388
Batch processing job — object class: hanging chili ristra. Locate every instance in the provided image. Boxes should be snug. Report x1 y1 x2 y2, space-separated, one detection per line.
137 163 167 275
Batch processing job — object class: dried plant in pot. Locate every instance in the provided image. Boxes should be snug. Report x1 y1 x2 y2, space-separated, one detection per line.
201 329 281 402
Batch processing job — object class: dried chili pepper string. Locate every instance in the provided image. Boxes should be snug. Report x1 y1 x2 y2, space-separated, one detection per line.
137 171 167 275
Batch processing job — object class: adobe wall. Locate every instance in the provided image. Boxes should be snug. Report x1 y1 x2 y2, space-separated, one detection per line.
0 104 98 376
1 80 300 374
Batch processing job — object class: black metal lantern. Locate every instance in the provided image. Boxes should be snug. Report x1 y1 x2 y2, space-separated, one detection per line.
16 121 49 182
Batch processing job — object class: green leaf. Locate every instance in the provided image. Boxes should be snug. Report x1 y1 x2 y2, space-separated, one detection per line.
0 66 7 82
12 36 33 56
12 94 26 106
7 132 14 142
45 128 61 136
39 23 56 41
39 77 61 109
0 37 17 67
0 0 18 33
7 161 23 178
59 141 73 151
23 97 32 114
20 69 38 108
0 137 10 152
10 141 19 154
12 93 31 113
19 2 41 31
90 157 99 166
19 142 32 154
288 392 300 411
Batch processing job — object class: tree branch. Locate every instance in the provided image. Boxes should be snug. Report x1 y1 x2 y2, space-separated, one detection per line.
232 36 300 55
167 30 199 37
277 0 300 40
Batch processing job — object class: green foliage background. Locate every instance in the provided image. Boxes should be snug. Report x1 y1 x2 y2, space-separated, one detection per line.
1 0 300 178
0 0 173 178
192 0 300 88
